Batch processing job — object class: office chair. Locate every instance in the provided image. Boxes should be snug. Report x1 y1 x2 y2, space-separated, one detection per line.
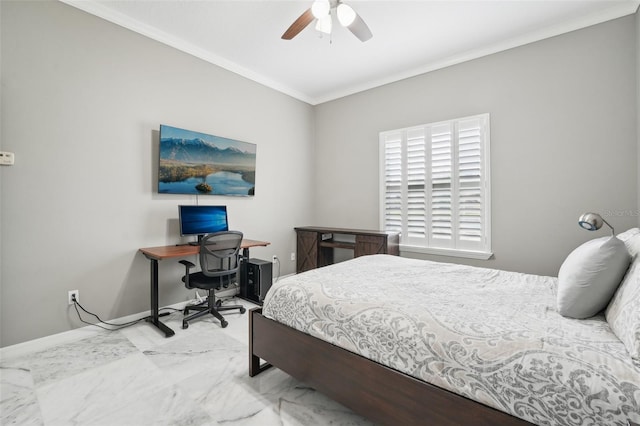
179 231 246 329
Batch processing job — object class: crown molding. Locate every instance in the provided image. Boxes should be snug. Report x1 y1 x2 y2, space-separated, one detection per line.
58 0 315 105
313 1 640 104
59 0 639 106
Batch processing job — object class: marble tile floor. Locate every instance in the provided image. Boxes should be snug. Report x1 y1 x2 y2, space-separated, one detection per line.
0 298 375 426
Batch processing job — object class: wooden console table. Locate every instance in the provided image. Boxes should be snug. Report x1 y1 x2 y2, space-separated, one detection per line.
295 226 399 273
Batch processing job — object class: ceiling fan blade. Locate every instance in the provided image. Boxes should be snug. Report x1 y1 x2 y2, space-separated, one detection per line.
346 12 372 42
282 8 314 40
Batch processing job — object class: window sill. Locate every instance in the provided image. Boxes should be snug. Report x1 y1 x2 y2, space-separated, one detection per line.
400 245 493 260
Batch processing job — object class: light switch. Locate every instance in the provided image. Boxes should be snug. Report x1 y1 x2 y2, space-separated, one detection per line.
0 151 15 166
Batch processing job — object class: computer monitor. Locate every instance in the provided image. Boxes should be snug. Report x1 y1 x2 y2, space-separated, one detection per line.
178 205 229 244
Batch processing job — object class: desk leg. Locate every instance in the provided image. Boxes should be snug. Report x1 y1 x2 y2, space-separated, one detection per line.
239 248 252 300
146 258 175 337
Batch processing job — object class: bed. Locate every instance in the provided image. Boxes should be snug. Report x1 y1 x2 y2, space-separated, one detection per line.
249 246 640 425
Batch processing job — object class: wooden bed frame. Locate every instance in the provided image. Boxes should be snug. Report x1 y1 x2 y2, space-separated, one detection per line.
249 308 531 425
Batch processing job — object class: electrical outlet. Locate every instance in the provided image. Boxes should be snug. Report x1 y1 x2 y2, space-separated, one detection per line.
272 255 278 263
290 252 296 261
68 290 79 305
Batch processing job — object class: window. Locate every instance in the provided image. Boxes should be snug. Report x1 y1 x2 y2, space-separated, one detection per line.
379 113 491 259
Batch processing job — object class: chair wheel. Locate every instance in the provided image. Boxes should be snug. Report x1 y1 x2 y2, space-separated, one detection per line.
221 320 228 328
215 300 222 307
240 307 246 314
182 322 189 329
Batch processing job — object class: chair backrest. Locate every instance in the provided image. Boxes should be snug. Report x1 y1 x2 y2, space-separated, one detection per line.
199 231 243 278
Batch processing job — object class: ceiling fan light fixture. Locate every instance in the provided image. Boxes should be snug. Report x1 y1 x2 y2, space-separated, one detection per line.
315 14 333 34
337 3 356 27
282 0 372 42
311 0 330 19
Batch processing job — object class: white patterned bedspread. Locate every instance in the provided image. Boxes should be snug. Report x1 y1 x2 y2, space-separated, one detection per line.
262 255 640 426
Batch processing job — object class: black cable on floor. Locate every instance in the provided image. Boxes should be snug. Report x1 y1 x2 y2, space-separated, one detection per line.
71 298 180 331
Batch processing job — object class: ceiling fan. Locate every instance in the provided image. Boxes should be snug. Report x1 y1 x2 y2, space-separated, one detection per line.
282 0 373 42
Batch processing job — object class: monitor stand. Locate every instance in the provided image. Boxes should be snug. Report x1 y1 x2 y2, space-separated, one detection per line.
188 234 205 246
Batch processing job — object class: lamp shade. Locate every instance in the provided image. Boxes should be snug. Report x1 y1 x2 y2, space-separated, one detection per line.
578 212 614 235
337 3 356 27
311 0 330 19
578 212 604 231
315 14 332 34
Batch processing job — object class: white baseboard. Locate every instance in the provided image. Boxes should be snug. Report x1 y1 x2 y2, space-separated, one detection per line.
0 300 187 359
0 289 243 359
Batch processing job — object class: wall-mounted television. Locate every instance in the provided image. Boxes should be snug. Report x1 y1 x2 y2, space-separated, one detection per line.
158 124 256 196
179 205 229 244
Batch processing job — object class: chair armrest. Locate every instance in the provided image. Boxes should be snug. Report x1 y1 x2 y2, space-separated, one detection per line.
179 260 196 288
179 259 196 270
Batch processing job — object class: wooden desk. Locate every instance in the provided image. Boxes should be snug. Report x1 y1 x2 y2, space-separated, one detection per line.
295 226 399 273
140 239 270 337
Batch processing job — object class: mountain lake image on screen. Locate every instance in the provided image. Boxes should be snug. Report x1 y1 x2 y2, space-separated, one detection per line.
158 124 256 196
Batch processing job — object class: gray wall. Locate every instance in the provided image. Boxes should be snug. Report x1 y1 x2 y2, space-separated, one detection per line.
314 16 638 277
0 1 314 347
1 2 638 347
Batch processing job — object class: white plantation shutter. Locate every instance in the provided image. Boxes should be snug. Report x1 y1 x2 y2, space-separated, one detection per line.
382 133 402 233
430 123 454 248
380 114 491 258
406 128 426 243
457 116 486 250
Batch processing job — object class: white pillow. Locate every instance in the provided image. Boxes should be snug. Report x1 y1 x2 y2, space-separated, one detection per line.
606 231 640 360
557 236 630 319
617 227 640 256
616 227 640 243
